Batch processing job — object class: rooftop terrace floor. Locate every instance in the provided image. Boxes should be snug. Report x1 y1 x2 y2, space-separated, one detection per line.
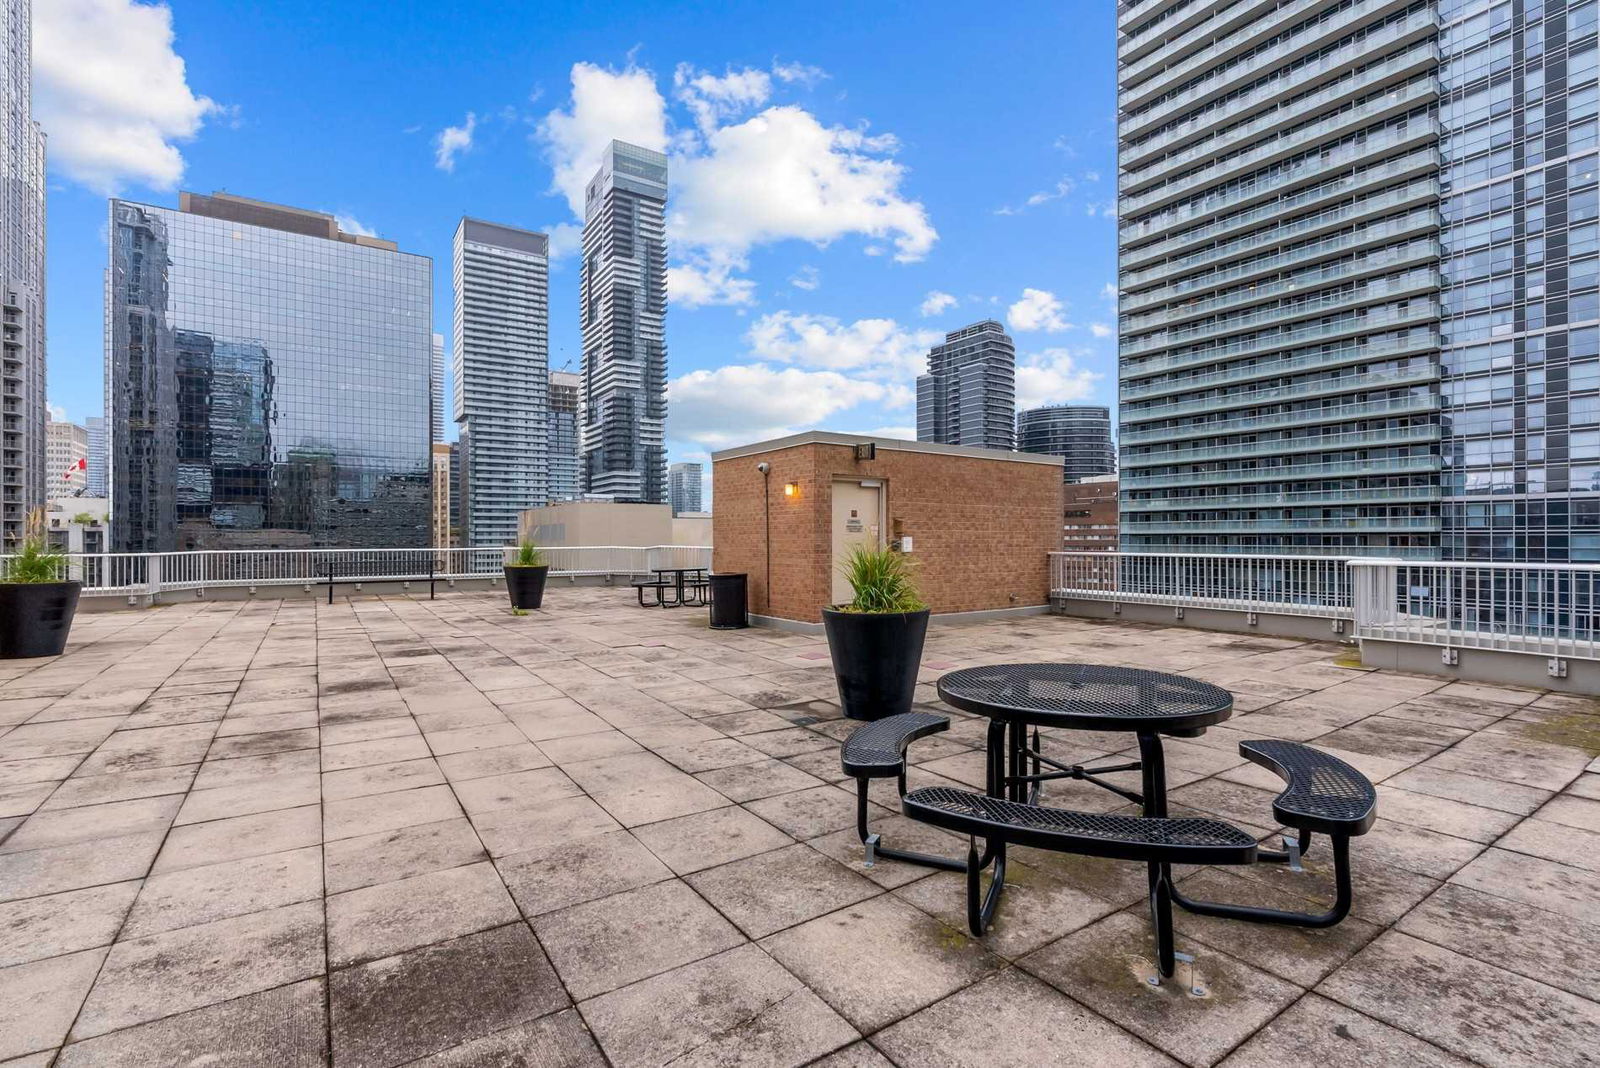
1 588 1597 1066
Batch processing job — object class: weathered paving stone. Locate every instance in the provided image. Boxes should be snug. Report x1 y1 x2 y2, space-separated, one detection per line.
402 1009 605 1067
71 900 325 1039
324 817 487 895
894 858 1122 961
498 828 672 916
321 757 445 802
1018 911 1302 1068
326 861 519 967
1320 932 1600 1068
534 879 744 999
0 831 164 903
695 757 825 802
687 843 880 939
122 845 323 937
53 978 327 1068
0 881 139 967
0 947 107 1060
329 923 568 1068
631 804 793 875
581 943 858 1067
152 804 321 873
1220 992 1472 1067
873 967 1174 1067
761 895 1002 1033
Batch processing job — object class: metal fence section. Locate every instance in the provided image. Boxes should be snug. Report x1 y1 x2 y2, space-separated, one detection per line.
4 546 713 600
1350 559 1600 661
1050 551 1355 619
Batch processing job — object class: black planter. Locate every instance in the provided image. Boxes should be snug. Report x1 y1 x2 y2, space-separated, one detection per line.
504 565 549 610
0 581 81 659
822 606 930 721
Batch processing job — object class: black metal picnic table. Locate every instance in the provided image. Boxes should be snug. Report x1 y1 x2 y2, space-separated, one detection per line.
934 663 1235 961
633 567 708 607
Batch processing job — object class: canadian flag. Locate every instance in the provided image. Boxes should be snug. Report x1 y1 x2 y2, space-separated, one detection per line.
62 457 86 481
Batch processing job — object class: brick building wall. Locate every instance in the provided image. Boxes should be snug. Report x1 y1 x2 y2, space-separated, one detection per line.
1063 476 1118 551
712 432 1062 624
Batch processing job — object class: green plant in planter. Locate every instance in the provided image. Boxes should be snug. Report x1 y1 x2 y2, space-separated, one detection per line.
3 513 66 584
510 541 546 567
836 544 926 613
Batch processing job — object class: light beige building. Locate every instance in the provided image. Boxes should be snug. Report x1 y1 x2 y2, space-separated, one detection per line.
431 443 451 547
45 496 107 553
46 417 88 496
520 500 710 548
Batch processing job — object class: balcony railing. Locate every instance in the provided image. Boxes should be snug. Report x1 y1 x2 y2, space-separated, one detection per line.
1352 559 1600 660
0 546 714 600
1121 329 1438 398
1053 552 1600 664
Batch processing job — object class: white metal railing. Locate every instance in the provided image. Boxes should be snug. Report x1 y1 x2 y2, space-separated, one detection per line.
1351 559 1600 661
1050 551 1355 619
2 546 714 599
1051 551 1600 663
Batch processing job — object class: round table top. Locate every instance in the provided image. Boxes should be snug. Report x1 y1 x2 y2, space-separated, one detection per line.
935 663 1233 734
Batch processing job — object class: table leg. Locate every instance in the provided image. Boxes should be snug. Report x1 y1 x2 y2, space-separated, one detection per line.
1137 731 1177 981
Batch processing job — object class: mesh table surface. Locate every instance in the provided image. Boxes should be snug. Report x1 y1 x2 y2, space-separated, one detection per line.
935 663 1232 732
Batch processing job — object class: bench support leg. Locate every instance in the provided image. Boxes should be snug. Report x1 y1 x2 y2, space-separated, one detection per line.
1171 834 1353 928
965 836 1007 936
1149 865 1176 981
854 777 966 873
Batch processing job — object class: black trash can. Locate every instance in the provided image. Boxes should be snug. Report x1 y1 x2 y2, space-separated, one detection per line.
708 573 749 629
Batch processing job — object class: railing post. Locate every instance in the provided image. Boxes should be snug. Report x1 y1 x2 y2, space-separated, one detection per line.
145 554 163 604
1348 558 1398 641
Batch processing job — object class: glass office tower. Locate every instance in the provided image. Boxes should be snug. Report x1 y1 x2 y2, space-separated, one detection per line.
107 193 433 551
580 141 669 503
1116 0 1445 557
1437 0 1599 560
1018 404 1117 481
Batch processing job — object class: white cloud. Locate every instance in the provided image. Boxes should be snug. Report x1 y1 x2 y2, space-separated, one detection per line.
1100 282 1118 303
1089 322 1113 339
772 60 829 87
789 265 821 291
670 106 935 263
46 402 67 423
544 222 583 259
535 63 936 294
919 290 957 317
34 0 219 193
673 64 772 133
331 213 376 238
668 253 757 308
668 364 892 448
1016 348 1102 409
1007 288 1072 333
537 62 668 214
746 311 940 379
434 112 477 172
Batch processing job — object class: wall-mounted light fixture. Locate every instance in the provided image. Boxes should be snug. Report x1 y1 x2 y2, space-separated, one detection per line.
783 482 799 498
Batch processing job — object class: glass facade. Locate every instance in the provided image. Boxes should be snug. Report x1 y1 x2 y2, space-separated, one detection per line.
547 370 581 503
107 196 433 551
580 141 668 503
1018 405 1117 481
1438 0 1600 560
1117 0 1445 557
667 461 703 515
916 320 1018 450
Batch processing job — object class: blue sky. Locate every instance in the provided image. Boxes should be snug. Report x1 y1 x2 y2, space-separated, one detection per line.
41 0 1119 470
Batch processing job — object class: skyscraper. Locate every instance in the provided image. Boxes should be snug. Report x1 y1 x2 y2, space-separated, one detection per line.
431 332 446 444
1018 405 1116 482
1116 0 1445 557
1 0 46 545
1115 0 1598 562
1436 0 1599 561
46 417 88 496
452 218 551 545
916 320 1017 451
547 369 581 503
580 141 668 503
668 462 704 516
85 416 108 497
107 192 432 552
431 442 451 547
